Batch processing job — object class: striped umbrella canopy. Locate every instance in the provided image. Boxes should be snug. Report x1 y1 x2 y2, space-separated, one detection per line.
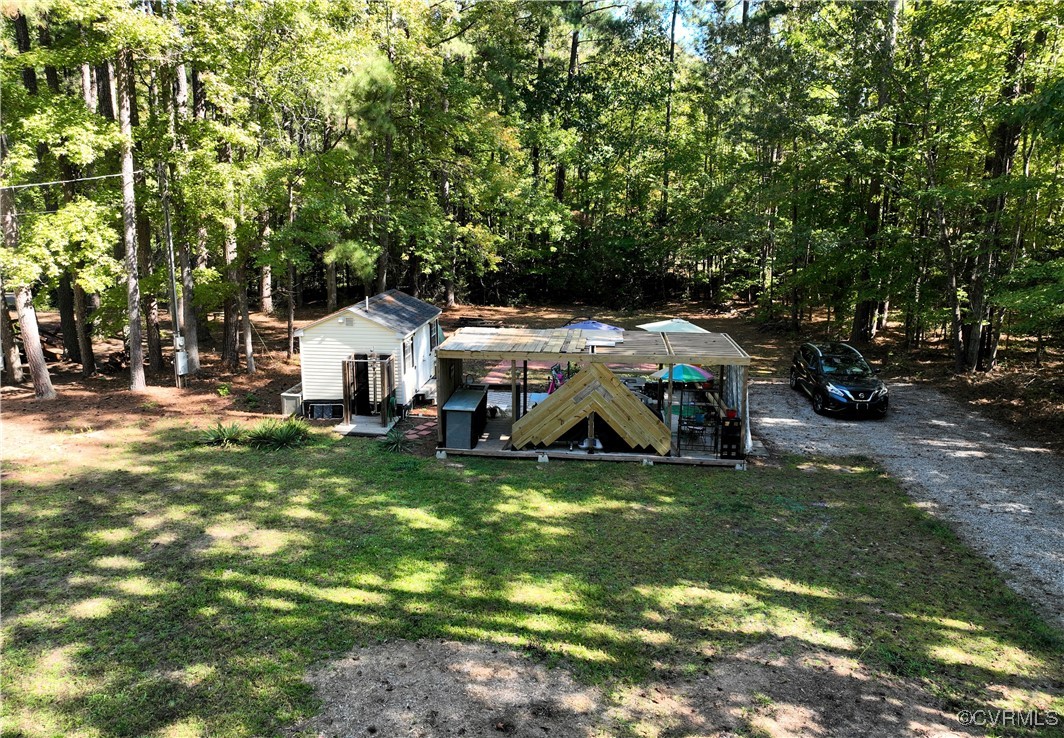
637 318 709 333
650 364 712 382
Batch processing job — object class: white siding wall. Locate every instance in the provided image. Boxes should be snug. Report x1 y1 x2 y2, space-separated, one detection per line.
415 323 434 391
300 317 399 401
398 323 434 403
300 314 437 406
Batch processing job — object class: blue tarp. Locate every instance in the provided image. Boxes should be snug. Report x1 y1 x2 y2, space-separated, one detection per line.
565 319 624 332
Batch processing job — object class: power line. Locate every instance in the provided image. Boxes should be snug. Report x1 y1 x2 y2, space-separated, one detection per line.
7 208 61 217
0 171 143 191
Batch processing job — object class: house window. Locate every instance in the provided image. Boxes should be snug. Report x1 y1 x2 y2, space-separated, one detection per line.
429 319 440 350
404 336 414 369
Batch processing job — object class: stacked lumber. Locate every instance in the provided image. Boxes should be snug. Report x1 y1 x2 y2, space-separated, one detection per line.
511 363 670 455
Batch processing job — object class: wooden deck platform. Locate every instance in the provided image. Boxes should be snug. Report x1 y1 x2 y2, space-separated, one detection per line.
438 416 745 468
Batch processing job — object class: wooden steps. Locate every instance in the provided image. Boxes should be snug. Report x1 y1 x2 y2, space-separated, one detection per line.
511 363 671 455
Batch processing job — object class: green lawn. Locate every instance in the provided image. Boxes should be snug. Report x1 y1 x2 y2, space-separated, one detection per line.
3 426 1061 737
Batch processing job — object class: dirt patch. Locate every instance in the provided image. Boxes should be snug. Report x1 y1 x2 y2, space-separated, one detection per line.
611 642 979 737
289 639 604 738
290 639 980 738
1 310 304 474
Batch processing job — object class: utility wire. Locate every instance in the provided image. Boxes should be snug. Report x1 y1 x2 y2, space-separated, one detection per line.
6 208 61 217
0 171 143 191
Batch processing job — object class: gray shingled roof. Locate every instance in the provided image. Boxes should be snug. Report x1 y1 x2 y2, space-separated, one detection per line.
351 290 441 334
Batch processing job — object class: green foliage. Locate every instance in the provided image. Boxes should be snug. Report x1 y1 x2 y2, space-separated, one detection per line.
323 240 379 288
199 421 247 447
245 417 311 450
199 417 310 450
381 425 414 453
997 258 1064 335
4 0 1062 371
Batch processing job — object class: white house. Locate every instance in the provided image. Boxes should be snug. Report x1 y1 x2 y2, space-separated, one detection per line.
293 290 441 416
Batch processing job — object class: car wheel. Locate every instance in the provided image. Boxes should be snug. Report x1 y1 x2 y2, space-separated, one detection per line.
789 369 799 390
812 392 825 415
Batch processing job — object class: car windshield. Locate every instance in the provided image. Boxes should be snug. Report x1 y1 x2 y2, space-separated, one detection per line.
820 354 872 377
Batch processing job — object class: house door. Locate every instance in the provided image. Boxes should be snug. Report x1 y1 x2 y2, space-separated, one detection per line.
353 354 371 415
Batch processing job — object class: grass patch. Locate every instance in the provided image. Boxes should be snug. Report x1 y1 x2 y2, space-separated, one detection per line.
2 432 1061 737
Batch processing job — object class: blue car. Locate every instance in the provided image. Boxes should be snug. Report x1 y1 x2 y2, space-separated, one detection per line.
790 342 889 418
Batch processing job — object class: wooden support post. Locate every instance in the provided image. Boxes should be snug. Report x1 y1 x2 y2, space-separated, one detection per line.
666 364 675 453
436 356 448 444
342 361 352 426
380 357 388 427
740 365 751 454
510 360 519 429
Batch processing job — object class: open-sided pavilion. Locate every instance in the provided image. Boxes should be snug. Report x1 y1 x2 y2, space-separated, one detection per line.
434 327 752 466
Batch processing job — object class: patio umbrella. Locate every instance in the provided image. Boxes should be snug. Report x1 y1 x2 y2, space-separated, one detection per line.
564 319 624 332
637 317 709 333
651 364 712 382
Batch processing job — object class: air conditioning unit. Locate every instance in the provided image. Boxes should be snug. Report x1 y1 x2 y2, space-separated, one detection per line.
281 383 303 417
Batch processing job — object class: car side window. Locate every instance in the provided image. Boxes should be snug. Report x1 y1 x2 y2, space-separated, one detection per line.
801 347 814 367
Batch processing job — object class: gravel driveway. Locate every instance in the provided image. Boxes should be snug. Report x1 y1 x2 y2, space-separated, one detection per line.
750 379 1064 631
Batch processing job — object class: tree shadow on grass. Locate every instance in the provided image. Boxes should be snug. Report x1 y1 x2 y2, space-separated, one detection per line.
2 428 1062 737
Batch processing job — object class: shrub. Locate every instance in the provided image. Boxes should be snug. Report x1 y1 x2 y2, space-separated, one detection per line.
381 426 414 453
246 417 310 450
200 422 247 447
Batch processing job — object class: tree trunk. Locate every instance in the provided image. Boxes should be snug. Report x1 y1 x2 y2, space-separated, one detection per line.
285 181 297 359
962 30 1043 372
238 270 255 374
327 261 337 312
0 272 24 385
875 300 890 332
261 265 273 313
221 225 240 371
661 0 679 223
172 60 200 372
445 278 456 309
178 237 200 371
73 283 96 376
127 63 163 373
81 62 96 112
13 13 37 94
116 48 146 391
375 130 393 293
287 261 296 359
850 0 898 344
140 232 164 371
554 25 581 203
531 24 548 186
374 13 396 294
14 286 56 400
96 61 116 120
56 273 81 363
